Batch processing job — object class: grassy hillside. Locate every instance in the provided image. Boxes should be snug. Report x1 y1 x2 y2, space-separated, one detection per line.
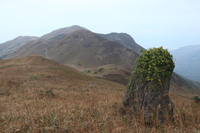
78 65 200 95
0 56 199 132
0 56 200 132
78 64 131 85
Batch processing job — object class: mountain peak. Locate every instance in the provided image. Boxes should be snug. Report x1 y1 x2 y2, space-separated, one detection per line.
41 25 87 40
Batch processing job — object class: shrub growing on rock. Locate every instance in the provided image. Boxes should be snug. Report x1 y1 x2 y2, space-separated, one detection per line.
122 47 175 124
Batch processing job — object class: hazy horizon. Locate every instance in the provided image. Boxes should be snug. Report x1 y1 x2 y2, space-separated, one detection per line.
0 0 199 50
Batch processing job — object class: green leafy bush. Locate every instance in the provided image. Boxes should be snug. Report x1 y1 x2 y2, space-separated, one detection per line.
87 70 91 73
98 68 104 72
127 47 175 90
192 96 200 103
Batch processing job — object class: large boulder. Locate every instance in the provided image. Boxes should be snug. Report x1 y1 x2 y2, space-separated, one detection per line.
122 47 175 124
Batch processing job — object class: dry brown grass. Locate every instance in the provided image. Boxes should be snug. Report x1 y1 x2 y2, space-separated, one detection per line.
0 56 200 132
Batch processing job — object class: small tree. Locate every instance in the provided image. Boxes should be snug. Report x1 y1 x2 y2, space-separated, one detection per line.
193 96 200 103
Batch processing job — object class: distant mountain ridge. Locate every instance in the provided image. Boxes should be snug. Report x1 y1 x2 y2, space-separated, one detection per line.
0 36 38 59
7 29 138 70
171 45 200 82
3 25 141 62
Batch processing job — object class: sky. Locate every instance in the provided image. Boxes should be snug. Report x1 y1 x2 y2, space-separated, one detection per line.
0 0 200 50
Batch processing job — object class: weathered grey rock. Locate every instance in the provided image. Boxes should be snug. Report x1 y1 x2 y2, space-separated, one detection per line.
122 47 174 124
123 78 174 123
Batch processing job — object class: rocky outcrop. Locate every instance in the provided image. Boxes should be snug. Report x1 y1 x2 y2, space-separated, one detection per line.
123 77 174 124
122 47 175 124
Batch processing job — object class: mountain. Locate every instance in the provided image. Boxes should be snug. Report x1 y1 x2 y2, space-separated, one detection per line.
171 45 200 82
41 25 87 40
99 33 144 54
0 36 38 59
0 25 85 60
4 25 200 95
7 29 139 70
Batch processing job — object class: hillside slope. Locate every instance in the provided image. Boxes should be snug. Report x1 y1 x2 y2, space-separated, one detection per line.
99 33 144 54
80 65 200 95
171 45 200 82
0 36 38 59
0 56 199 132
7 30 139 70
0 55 127 132
171 73 200 95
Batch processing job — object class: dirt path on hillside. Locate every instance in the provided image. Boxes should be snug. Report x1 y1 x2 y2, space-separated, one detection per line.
44 48 49 58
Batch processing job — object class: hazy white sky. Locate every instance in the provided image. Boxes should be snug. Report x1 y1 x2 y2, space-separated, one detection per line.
0 0 199 49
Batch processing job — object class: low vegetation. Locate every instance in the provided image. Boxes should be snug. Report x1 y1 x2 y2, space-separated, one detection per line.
193 96 200 103
0 56 199 132
0 83 200 132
